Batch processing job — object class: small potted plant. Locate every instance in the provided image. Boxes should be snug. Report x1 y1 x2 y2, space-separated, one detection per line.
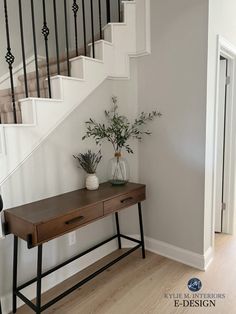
73 150 102 190
82 96 161 185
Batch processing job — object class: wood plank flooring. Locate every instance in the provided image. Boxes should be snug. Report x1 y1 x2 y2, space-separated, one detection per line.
16 234 236 314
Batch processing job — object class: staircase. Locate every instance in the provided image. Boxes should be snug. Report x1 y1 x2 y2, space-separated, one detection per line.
0 0 150 185
0 50 81 124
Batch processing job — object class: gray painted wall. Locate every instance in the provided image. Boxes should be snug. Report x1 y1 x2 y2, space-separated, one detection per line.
137 0 209 254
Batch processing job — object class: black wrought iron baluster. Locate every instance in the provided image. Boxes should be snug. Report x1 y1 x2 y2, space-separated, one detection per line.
106 0 110 23
118 0 121 22
3 0 17 123
82 0 87 56
72 0 79 56
42 0 51 98
53 0 60 75
64 0 70 76
18 0 28 98
98 0 102 39
12 236 18 313
90 0 95 58
31 0 40 98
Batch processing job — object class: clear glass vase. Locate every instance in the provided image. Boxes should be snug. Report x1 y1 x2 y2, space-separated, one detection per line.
108 152 130 185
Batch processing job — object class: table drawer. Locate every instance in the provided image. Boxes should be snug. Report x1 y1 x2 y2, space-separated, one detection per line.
37 203 103 244
104 187 146 215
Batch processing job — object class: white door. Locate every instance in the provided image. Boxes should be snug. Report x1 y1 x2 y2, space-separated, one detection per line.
215 59 227 233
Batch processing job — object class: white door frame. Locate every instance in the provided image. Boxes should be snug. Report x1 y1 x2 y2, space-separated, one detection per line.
212 35 236 239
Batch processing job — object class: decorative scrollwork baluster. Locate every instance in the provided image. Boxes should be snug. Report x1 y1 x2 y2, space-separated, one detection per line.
3 0 17 123
42 0 51 98
72 0 79 56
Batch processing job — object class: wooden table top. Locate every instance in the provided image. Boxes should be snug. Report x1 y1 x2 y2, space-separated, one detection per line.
5 182 145 224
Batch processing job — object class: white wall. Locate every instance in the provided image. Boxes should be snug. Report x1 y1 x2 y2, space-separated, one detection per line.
0 60 139 311
137 0 209 255
205 0 236 251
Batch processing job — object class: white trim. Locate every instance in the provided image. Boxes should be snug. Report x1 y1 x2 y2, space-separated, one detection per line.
88 40 113 47
130 50 150 57
50 75 85 82
204 246 214 270
211 36 236 244
122 235 212 271
146 237 213 271
69 55 104 64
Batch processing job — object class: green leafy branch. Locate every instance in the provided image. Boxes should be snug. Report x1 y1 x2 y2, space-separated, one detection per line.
82 96 162 154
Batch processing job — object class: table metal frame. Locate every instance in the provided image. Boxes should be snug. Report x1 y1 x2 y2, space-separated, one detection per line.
12 202 145 313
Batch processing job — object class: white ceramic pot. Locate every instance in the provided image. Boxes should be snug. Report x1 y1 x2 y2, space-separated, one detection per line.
86 173 99 190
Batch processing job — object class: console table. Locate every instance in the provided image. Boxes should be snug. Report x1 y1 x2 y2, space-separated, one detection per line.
4 182 146 313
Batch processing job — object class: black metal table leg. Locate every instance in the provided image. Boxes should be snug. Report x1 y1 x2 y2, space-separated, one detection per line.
0 301 2 314
11 231 143 312
13 235 18 313
115 212 121 249
138 202 146 259
36 245 43 314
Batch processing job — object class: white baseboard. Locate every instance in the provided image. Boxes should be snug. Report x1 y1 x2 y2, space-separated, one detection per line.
204 246 214 270
146 237 213 271
122 235 214 271
1 236 214 313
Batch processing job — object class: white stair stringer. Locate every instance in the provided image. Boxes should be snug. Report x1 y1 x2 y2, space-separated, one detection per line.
0 0 150 186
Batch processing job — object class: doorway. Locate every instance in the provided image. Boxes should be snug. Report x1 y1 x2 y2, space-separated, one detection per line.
215 56 229 233
213 37 236 237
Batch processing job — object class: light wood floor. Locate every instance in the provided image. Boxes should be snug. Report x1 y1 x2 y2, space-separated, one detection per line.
17 234 236 314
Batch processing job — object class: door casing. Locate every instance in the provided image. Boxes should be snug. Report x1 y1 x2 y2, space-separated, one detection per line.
212 36 236 240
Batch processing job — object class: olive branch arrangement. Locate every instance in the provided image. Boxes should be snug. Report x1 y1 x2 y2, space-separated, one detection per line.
82 96 161 154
